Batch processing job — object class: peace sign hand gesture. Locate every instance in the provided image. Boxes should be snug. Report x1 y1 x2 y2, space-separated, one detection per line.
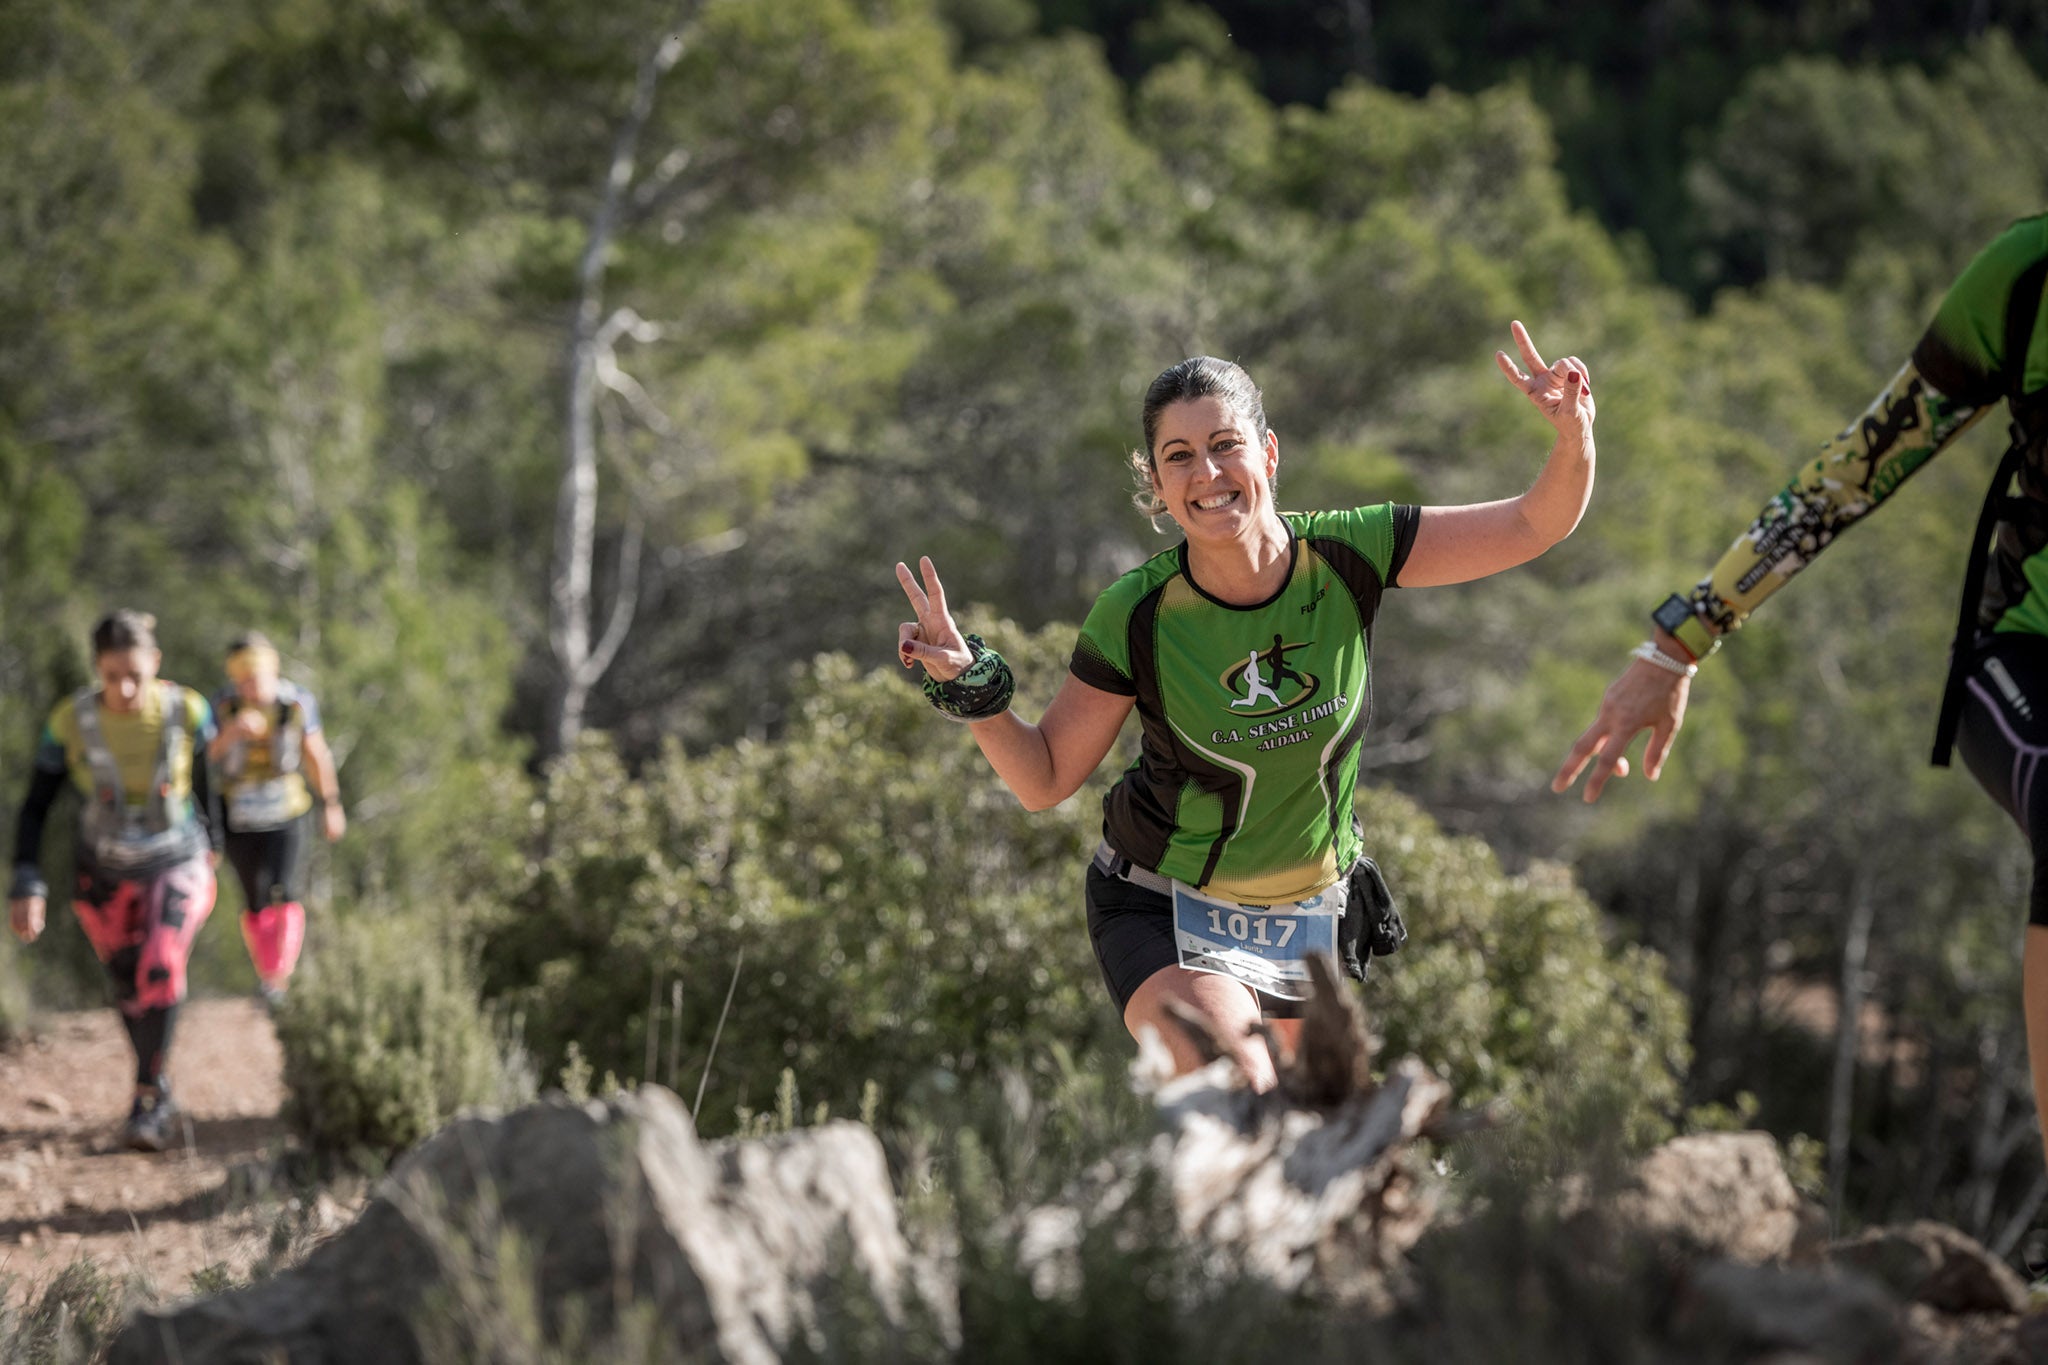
897 556 975 683
1495 320 1594 444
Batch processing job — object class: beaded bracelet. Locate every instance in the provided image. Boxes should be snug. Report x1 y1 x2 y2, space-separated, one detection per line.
1630 640 1698 679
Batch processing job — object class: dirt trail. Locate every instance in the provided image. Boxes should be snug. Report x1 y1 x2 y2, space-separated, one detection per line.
0 998 292 1303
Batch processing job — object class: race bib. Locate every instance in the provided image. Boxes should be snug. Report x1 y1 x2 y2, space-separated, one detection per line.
1172 879 1344 1002
229 779 300 831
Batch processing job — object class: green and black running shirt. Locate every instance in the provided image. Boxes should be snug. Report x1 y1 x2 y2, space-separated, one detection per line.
1070 504 1420 905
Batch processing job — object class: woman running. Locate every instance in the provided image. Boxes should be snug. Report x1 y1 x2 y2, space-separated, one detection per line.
207 632 345 1005
896 323 1596 1088
8 610 223 1152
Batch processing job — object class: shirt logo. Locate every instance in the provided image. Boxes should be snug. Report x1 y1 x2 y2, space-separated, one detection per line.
1219 635 1319 718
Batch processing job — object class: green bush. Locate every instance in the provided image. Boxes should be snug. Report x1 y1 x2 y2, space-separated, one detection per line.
478 621 1129 1136
1364 786 1690 1151
275 909 535 1162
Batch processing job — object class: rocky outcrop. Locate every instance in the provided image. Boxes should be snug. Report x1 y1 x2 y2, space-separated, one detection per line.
106 959 2048 1364
1612 1154 2045 1362
1016 954 1456 1311
1833 1220 2031 1315
109 1085 953 1364
1013 958 2048 1364
1606 1131 1828 1264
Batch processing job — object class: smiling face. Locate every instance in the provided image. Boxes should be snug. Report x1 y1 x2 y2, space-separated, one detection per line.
1148 396 1281 543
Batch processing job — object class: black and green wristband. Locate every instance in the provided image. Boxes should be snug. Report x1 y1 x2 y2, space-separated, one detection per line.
923 635 1016 723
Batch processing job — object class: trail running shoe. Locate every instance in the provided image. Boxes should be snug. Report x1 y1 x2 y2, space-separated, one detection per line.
123 1084 176 1154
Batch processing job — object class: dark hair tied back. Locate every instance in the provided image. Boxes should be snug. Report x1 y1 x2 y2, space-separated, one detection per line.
91 609 158 657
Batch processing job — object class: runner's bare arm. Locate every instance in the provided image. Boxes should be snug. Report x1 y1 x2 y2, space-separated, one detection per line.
958 675 1133 811
897 556 1134 810
205 706 267 764
302 729 347 841
1400 321 1596 588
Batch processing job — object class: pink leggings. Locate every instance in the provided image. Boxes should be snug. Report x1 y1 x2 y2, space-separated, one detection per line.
72 854 217 1014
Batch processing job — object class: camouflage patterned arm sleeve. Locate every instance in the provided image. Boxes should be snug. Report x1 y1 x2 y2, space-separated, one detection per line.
1666 211 2048 659
1665 361 1993 659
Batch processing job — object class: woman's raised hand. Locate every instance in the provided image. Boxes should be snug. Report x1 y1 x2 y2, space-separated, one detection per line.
896 556 975 683
1495 320 1594 442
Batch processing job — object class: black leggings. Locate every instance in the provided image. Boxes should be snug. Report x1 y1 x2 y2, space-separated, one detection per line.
1956 633 2048 927
223 814 307 910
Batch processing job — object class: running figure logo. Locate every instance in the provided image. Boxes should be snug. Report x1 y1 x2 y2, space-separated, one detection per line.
1261 633 1306 690
1225 635 1317 713
1230 650 1283 710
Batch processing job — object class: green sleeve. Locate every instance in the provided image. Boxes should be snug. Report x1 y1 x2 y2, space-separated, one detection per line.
1915 212 2048 404
1072 585 1139 696
1290 503 1410 585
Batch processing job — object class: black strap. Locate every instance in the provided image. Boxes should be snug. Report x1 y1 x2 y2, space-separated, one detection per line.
1931 257 2048 766
1932 433 2028 766
275 697 302 775
1995 496 2048 531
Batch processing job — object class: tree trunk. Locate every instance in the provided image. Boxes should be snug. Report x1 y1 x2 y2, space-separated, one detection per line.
1338 0 1375 82
549 25 685 758
1827 864 1876 1225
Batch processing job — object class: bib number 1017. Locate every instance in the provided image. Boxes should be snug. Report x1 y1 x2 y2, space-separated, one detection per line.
1204 906 1296 949
1171 879 1341 1002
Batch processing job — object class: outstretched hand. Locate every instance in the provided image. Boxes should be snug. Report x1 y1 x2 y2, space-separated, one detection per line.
1551 656 1691 802
896 556 974 683
1495 320 1594 442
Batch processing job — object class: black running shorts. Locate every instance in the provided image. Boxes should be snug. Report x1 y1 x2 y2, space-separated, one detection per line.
1084 862 1309 1020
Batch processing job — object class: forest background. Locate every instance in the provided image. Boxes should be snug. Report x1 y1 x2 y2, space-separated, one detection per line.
5 0 2048 1251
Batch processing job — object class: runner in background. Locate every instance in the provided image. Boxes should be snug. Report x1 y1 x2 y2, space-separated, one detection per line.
207 632 344 1006
896 323 1598 1089
7 610 222 1152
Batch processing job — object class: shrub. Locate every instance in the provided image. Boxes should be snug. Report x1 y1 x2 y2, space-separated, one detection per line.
0 1258 148 1365
478 621 1129 1136
1364 786 1691 1151
275 909 535 1162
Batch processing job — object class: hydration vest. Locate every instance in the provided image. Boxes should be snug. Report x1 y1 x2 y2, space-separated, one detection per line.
218 695 308 831
73 683 204 876
218 697 303 780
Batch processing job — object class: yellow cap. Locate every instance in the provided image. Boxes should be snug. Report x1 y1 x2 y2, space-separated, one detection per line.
225 645 280 683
